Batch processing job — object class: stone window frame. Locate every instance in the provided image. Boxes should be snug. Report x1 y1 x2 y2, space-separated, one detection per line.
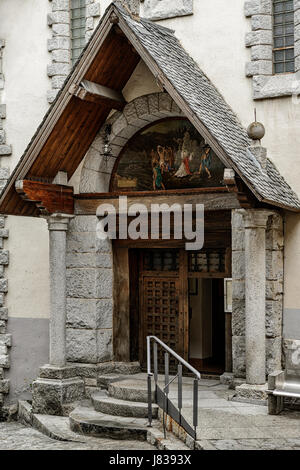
245 0 300 99
139 0 194 21
47 0 101 104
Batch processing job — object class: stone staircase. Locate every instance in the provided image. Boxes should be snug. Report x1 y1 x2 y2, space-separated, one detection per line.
69 371 190 449
18 363 193 449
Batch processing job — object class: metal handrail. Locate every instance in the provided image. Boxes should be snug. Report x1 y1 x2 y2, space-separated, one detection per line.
147 335 201 444
147 335 201 379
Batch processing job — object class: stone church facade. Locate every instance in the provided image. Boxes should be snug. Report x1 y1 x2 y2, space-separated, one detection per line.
0 0 300 417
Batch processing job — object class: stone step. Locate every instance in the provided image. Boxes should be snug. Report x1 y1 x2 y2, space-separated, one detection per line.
69 405 149 441
97 374 128 390
69 405 189 449
97 362 141 376
91 391 158 418
108 379 155 403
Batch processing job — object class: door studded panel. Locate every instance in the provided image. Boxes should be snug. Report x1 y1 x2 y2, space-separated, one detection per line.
142 276 180 369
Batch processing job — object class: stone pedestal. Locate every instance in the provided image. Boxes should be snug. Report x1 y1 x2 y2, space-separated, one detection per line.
32 365 85 416
32 214 84 415
220 372 234 386
233 383 268 405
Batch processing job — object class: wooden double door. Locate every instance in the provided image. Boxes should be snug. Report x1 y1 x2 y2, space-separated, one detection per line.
137 249 189 369
117 246 231 371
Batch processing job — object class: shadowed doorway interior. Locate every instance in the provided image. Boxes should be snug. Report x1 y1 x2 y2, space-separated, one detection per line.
128 248 227 375
189 278 225 375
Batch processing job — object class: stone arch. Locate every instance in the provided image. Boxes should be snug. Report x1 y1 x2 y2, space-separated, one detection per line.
79 92 184 194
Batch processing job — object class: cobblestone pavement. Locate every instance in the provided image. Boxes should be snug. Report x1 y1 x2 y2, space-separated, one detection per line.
147 375 300 450
1 419 300 450
0 422 155 450
125 374 300 449
204 437 300 450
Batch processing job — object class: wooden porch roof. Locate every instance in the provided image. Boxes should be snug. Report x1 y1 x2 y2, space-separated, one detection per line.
0 2 299 217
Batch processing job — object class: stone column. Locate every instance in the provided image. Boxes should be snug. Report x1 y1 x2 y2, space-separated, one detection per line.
243 210 270 385
48 213 72 367
32 214 84 416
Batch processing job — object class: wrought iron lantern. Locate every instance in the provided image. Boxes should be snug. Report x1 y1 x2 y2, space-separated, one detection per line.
102 124 112 167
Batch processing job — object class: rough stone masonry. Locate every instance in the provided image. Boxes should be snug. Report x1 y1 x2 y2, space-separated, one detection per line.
0 38 11 420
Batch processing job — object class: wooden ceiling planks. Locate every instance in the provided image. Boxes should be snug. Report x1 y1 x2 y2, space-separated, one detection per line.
28 98 108 179
0 27 140 216
84 27 139 90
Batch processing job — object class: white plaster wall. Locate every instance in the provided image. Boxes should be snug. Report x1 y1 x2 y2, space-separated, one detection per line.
0 0 51 170
0 0 51 321
284 213 300 309
123 60 160 102
5 216 50 319
100 0 113 16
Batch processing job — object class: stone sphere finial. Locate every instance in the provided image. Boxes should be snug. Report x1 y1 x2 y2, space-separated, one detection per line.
247 108 265 141
247 118 265 141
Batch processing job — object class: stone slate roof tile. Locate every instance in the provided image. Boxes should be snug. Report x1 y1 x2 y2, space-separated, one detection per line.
115 4 300 210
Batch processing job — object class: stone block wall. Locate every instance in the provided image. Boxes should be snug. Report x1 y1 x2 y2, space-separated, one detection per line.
66 215 113 364
0 40 12 163
244 0 300 99
47 0 100 104
265 212 284 373
232 209 284 379
0 39 11 418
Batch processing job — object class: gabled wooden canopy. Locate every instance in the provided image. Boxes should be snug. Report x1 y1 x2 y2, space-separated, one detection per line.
1 2 298 217
0 6 141 216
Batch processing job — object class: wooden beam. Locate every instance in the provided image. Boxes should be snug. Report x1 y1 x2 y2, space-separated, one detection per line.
69 80 126 110
74 190 241 215
15 180 74 215
113 247 130 361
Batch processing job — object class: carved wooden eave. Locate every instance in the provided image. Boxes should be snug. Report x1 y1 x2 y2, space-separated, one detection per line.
15 180 74 216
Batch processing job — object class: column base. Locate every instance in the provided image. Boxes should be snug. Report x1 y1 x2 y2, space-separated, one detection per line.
231 383 268 405
219 372 234 386
32 365 85 416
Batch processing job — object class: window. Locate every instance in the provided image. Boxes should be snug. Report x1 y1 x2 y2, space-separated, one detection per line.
71 0 86 66
273 0 295 73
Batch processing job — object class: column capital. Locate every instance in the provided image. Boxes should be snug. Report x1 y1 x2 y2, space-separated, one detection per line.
241 209 273 229
47 213 74 231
